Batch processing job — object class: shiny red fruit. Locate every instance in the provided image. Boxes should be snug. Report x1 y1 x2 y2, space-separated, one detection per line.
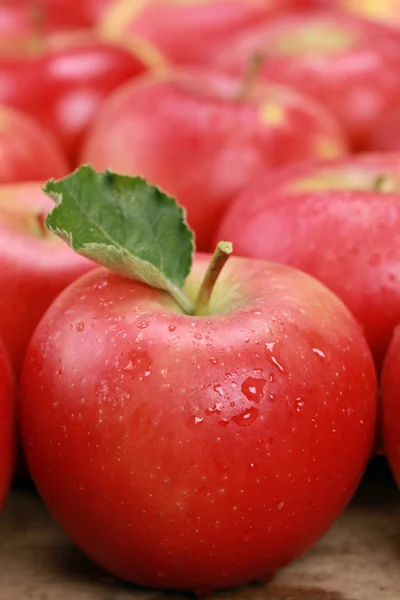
216 153 400 369
212 11 400 150
0 182 94 374
20 256 376 591
81 68 347 250
99 0 288 66
0 104 68 183
0 34 151 162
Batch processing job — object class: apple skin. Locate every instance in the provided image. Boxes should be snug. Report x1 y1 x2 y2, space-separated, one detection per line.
0 182 94 374
366 106 400 153
216 153 400 370
0 338 15 511
381 326 400 485
98 0 287 66
0 105 69 183
81 68 348 251
211 11 400 150
0 34 151 163
20 255 377 591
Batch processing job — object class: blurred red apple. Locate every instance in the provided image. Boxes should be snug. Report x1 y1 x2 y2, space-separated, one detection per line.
382 324 400 486
98 0 288 66
0 104 69 183
216 153 400 369
212 11 400 150
0 182 94 374
81 68 348 250
0 33 153 162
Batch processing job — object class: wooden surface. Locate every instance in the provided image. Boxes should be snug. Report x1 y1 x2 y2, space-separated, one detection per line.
0 458 399 600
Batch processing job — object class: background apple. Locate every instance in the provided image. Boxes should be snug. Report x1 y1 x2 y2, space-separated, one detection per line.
0 104 69 183
216 153 400 369
0 34 153 163
0 338 15 511
81 68 348 250
0 182 94 374
211 10 400 150
98 0 288 66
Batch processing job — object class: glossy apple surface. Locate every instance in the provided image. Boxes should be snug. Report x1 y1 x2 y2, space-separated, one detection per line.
381 325 400 486
212 11 400 150
20 255 377 591
0 182 94 374
99 0 287 66
0 105 69 183
0 34 151 162
216 153 400 369
81 68 347 250
0 339 15 510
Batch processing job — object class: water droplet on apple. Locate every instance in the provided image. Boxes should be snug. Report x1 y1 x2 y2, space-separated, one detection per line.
269 372 276 383
168 324 176 332
218 418 230 427
209 357 218 365
312 347 326 360
213 384 224 397
137 320 149 329
194 332 202 340
244 337 250 343
253 310 262 315
122 350 152 381
265 341 286 373
293 398 305 413
205 402 222 416
269 393 276 403
76 322 84 332
78 482 84 491
232 407 259 427
241 377 266 404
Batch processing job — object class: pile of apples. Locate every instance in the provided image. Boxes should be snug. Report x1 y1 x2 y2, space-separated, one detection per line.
1 0 400 594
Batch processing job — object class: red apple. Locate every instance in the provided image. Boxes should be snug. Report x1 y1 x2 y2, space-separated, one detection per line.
366 106 400 153
216 152 400 369
0 104 69 183
212 10 400 150
20 166 377 592
0 181 94 374
0 338 15 510
381 325 400 485
98 0 288 66
81 68 348 251
0 33 153 163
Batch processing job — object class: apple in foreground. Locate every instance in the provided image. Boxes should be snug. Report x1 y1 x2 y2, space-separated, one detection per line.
98 0 287 66
381 326 400 486
216 153 400 370
212 10 400 150
0 104 69 183
81 68 347 250
0 339 15 511
20 167 376 592
0 181 94 374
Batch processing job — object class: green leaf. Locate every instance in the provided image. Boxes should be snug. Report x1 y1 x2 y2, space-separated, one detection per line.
44 165 195 314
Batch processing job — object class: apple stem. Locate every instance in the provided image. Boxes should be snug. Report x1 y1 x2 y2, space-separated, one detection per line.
237 53 265 101
194 241 233 316
373 173 397 194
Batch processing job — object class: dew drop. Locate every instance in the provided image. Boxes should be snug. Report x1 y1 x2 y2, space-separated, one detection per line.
218 418 230 427
269 393 276 403
137 320 149 329
232 406 259 427
78 482 84 491
312 347 326 360
168 324 176 332
269 372 276 383
122 350 152 381
213 384 224 397
194 332 203 340
76 322 84 332
205 402 222 416
209 357 218 365
241 377 266 404
293 398 305 413
265 341 286 373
